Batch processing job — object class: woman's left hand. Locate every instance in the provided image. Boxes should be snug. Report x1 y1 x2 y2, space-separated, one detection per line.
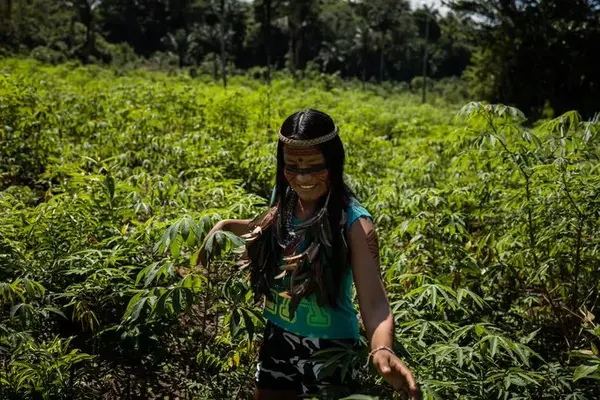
372 350 420 400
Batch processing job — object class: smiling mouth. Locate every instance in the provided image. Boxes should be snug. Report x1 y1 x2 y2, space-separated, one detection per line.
299 184 317 190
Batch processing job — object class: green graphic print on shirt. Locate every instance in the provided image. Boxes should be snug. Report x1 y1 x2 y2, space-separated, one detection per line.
263 197 372 339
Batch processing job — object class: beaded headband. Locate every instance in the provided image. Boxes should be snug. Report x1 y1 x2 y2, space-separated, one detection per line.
278 126 339 147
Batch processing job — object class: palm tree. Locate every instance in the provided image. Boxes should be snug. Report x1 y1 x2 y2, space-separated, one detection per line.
161 29 200 68
414 5 439 103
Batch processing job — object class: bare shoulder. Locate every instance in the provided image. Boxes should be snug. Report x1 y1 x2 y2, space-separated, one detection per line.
347 216 376 241
347 217 379 262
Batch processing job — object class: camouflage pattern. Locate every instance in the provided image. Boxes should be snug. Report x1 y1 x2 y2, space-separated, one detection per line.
255 322 362 398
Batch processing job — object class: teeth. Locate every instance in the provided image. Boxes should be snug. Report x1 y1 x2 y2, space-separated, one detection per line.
300 185 316 189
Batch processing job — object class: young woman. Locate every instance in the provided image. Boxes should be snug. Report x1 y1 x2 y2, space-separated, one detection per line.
199 109 419 399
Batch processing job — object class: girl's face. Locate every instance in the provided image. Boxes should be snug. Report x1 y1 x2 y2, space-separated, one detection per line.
283 145 330 203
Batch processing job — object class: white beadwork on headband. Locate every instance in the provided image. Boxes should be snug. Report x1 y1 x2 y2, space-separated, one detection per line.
278 126 339 147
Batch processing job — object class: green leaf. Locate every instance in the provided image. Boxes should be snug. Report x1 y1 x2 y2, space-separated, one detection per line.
489 335 498 358
154 290 171 317
10 303 27 317
192 275 204 290
173 288 182 315
154 229 171 254
592 342 599 357
430 286 438 309
169 221 180 243
241 308 255 342
170 236 182 258
181 217 190 243
105 174 115 200
222 231 245 248
137 262 163 287
186 219 198 246
573 362 599 381
130 296 148 322
204 231 215 257
190 248 200 269
340 394 379 400
457 347 464 368
184 289 193 311
230 309 241 338
47 307 67 319
192 218 204 242
123 291 144 320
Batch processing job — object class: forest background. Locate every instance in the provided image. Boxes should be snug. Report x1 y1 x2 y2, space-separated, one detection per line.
1 1 600 399
1 0 600 118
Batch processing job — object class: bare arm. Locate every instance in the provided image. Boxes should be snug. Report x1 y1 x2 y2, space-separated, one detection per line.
348 217 419 399
349 218 393 350
193 219 252 269
218 218 252 237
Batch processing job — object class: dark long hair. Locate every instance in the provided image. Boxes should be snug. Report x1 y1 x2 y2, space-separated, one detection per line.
276 110 354 245
245 109 355 309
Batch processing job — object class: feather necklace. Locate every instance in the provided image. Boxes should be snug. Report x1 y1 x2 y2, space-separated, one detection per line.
241 188 349 319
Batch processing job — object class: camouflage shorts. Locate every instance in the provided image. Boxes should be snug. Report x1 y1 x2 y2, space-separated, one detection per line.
255 321 362 398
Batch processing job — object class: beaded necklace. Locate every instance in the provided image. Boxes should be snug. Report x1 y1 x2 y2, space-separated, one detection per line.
243 187 343 318
277 188 332 249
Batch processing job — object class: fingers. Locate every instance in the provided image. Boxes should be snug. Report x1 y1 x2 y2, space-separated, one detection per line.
373 352 420 400
389 357 419 398
373 353 405 391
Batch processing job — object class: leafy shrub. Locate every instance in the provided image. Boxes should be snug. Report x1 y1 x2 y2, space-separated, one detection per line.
0 59 599 399
31 46 67 65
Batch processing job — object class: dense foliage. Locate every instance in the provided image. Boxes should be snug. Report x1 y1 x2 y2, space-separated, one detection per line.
453 0 600 119
0 0 470 82
1 59 599 399
2 0 600 118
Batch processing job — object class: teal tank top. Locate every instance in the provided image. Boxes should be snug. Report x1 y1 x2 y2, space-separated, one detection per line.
263 197 372 339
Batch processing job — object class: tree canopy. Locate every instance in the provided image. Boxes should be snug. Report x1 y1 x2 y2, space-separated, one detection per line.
0 0 598 117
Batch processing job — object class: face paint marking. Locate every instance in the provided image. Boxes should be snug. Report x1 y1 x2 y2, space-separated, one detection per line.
312 169 329 184
282 144 330 201
284 146 322 157
284 164 327 175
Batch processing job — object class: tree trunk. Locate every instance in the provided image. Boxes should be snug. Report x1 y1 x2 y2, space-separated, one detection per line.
179 46 185 68
288 21 296 77
361 65 366 89
5 0 12 21
85 17 94 63
219 0 227 88
362 29 368 88
67 16 75 51
379 40 384 82
213 53 218 81
264 0 272 85
422 16 429 104
296 27 302 75
80 1 96 64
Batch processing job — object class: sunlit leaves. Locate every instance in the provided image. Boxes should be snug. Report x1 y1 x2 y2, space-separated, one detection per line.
573 362 600 381
457 102 527 126
122 272 206 324
153 215 214 256
1 65 599 399
136 261 175 287
406 283 459 311
203 229 244 262
0 336 93 397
